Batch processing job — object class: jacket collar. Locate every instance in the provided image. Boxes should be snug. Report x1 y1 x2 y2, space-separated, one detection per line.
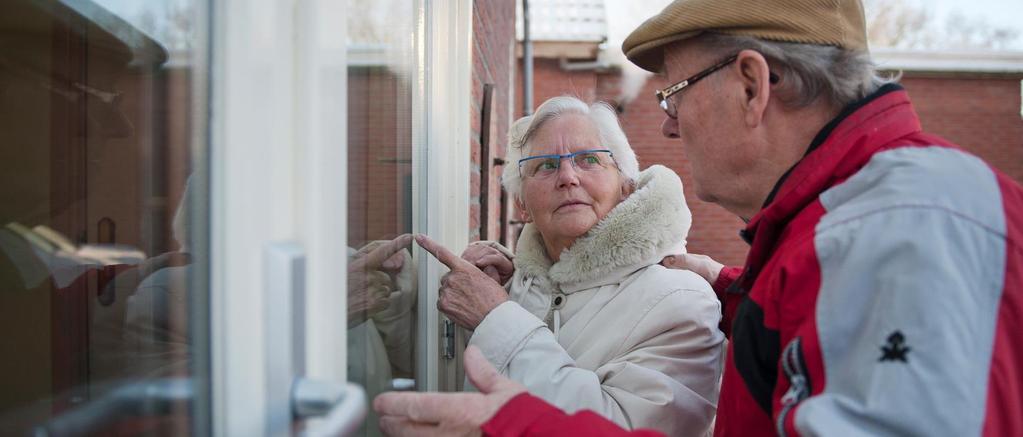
733 84 923 292
514 165 691 294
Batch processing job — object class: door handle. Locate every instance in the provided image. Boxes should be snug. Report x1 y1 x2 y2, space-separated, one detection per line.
33 378 193 437
292 378 366 437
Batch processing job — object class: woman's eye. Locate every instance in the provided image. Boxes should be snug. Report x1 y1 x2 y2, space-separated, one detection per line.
539 160 558 170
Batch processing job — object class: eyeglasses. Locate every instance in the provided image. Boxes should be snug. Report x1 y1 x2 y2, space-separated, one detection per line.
656 54 737 119
517 149 615 179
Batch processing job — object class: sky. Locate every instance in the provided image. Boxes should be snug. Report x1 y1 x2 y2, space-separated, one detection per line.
94 0 1023 51
605 0 1023 50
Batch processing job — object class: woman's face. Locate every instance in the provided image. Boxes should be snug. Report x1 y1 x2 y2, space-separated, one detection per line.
519 113 626 246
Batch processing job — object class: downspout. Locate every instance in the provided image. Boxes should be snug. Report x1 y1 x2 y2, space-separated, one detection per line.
522 0 533 116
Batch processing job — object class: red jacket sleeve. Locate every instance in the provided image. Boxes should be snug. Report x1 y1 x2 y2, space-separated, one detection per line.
712 266 743 338
481 393 665 437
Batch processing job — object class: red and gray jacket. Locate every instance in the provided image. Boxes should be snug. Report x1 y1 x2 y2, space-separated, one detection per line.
481 84 1023 436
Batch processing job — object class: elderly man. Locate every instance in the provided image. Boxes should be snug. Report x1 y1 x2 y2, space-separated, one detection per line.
374 0 1023 435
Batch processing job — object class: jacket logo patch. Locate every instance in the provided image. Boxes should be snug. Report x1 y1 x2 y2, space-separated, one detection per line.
879 331 910 363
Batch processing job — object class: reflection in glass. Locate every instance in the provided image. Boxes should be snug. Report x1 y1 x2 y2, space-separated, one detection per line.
346 0 420 435
0 0 207 434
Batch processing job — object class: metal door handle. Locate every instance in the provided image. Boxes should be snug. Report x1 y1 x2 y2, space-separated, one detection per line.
33 378 193 437
293 378 366 437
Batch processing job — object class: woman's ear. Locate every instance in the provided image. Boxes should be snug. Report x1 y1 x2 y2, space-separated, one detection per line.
620 176 636 200
515 197 532 222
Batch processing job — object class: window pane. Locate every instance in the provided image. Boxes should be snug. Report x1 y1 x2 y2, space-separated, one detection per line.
0 0 209 434
346 0 420 435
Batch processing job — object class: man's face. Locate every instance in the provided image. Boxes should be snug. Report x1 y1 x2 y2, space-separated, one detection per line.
659 42 757 210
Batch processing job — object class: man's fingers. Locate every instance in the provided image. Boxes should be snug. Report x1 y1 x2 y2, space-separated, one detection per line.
374 391 477 421
415 235 471 270
357 234 413 270
464 345 504 393
660 254 685 269
379 416 449 437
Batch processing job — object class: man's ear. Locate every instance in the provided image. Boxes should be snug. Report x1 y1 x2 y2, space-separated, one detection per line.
734 49 772 128
515 197 532 223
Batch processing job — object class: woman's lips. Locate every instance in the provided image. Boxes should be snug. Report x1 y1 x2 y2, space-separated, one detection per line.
555 201 590 212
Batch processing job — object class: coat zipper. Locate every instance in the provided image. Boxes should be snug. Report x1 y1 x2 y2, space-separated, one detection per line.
777 337 810 437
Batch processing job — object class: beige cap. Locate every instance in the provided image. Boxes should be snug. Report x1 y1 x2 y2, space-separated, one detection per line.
622 0 868 72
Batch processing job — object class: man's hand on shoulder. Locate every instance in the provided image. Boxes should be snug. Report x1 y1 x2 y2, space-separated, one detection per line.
661 253 724 285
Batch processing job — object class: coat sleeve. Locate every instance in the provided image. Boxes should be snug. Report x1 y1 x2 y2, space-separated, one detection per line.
469 287 724 436
779 205 1012 437
712 266 744 338
482 393 666 437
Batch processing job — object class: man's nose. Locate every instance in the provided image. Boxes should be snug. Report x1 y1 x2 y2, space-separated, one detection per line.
661 116 680 139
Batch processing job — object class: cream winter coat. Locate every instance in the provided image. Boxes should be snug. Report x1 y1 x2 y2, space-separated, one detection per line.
468 165 725 436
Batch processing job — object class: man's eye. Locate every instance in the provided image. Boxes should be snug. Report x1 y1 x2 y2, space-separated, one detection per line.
539 160 558 170
583 155 599 164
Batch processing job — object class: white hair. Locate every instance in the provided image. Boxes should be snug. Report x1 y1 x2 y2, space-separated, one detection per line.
502 96 640 198
695 33 897 109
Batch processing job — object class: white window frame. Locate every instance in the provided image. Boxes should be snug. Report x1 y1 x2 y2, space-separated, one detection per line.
209 0 473 434
416 0 474 392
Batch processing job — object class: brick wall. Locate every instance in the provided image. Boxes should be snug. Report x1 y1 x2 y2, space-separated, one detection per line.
470 0 517 243
517 60 1023 267
347 67 413 247
900 75 1023 184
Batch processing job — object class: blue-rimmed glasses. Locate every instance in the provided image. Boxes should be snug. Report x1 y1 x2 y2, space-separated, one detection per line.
518 149 615 179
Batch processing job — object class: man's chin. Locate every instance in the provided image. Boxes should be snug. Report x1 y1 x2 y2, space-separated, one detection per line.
693 185 717 203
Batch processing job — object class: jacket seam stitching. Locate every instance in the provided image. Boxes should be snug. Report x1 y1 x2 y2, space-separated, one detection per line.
818 203 1007 239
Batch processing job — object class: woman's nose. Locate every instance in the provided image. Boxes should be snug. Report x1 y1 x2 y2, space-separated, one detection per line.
555 160 581 187
661 116 680 139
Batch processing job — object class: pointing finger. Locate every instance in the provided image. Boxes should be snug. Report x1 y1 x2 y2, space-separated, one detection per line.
356 234 413 270
414 235 471 270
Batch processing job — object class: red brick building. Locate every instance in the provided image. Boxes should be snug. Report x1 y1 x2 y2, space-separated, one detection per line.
515 44 1023 267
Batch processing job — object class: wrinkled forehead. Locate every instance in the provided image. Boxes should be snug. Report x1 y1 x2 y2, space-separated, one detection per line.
661 38 718 79
524 113 602 156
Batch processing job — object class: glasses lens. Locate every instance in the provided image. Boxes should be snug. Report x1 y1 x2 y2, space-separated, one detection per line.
573 152 606 170
660 96 677 118
525 157 559 177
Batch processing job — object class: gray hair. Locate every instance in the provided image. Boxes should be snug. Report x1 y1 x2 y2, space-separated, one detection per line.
694 33 897 109
502 96 640 198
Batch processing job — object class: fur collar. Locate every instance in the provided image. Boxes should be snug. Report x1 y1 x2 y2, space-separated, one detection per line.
513 165 691 293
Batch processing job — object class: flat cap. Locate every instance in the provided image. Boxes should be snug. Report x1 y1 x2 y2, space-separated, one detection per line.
622 0 868 72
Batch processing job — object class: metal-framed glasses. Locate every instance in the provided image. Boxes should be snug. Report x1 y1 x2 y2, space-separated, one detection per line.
656 54 738 119
518 149 615 179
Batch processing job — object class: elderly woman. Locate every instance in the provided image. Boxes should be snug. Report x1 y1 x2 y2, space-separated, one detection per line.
415 96 724 436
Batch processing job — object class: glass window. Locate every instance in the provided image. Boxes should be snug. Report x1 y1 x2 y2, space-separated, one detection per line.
0 0 209 434
346 0 421 435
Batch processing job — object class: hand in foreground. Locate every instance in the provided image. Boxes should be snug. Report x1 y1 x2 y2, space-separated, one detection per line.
461 243 514 284
348 234 414 328
374 345 526 437
415 235 508 330
661 253 725 285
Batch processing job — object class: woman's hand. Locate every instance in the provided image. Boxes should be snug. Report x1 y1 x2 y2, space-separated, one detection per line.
348 234 414 328
461 243 514 284
415 235 508 330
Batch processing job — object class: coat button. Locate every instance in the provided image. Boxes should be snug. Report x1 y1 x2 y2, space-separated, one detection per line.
552 293 566 309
